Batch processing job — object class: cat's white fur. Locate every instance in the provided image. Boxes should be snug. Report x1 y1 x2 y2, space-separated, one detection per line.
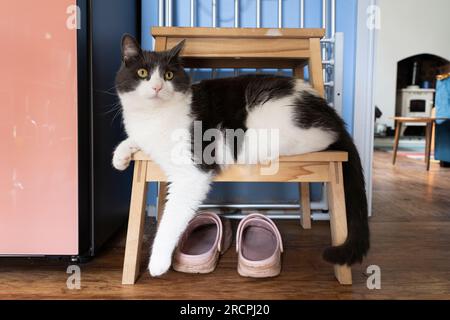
114 74 335 276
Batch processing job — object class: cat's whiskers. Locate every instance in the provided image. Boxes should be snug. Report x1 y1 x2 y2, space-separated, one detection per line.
98 79 135 97
101 103 122 115
111 107 123 125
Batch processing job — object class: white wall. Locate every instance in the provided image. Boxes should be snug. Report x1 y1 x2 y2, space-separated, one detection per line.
373 0 450 128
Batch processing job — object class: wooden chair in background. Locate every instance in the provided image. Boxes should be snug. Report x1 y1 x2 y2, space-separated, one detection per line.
122 27 352 286
392 116 449 170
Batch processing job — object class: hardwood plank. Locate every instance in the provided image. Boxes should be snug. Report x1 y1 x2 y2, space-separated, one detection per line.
145 161 330 183
182 58 307 69
145 161 167 181
166 37 311 59
152 27 325 39
293 66 305 79
154 36 167 52
132 150 348 162
308 38 325 97
299 183 311 229
156 182 168 225
327 162 352 285
122 161 148 285
213 162 330 182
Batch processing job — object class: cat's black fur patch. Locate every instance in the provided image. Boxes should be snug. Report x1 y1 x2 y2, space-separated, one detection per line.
189 74 296 171
244 74 296 109
294 91 346 130
189 76 249 171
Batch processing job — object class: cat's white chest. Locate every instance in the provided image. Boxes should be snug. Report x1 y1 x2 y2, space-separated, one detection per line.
120 93 192 166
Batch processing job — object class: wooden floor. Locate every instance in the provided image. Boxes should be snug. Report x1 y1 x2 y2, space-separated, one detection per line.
1 150 450 299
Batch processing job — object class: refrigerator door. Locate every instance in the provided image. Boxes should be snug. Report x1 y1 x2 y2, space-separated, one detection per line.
0 0 78 255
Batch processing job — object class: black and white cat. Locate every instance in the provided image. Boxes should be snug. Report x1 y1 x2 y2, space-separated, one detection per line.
113 34 369 277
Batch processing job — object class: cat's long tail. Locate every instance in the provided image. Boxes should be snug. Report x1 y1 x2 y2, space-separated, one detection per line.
323 131 370 265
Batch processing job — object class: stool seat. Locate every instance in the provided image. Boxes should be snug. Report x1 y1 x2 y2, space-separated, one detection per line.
132 150 348 162
132 151 348 183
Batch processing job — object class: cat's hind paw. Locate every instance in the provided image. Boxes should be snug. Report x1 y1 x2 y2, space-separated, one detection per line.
148 253 172 277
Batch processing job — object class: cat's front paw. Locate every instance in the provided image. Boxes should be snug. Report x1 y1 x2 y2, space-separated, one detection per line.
148 251 172 277
112 140 139 171
112 151 131 171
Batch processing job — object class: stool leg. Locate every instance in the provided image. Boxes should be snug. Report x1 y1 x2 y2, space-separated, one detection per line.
154 36 167 52
299 182 311 229
122 161 148 285
157 182 168 225
308 38 325 97
327 162 352 285
293 65 305 80
392 121 401 165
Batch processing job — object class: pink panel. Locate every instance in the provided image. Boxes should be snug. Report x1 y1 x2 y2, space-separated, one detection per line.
0 0 78 254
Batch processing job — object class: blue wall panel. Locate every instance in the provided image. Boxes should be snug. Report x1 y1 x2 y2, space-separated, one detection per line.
336 0 357 133
140 0 358 207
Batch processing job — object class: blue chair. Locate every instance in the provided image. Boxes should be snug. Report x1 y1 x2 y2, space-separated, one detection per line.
434 74 450 164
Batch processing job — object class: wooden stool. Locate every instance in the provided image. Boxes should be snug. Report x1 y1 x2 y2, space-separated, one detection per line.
392 117 449 170
122 27 352 285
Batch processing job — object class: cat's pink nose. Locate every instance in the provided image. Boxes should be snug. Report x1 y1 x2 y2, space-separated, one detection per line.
152 84 162 93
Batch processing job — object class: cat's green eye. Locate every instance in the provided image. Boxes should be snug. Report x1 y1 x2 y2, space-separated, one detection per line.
164 71 174 81
137 68 148 79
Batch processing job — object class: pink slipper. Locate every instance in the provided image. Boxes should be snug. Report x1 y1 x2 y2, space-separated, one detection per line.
236 213 284 278
172 211 232 274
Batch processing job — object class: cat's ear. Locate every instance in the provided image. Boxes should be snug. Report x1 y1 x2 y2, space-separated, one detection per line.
121 34 141 65
167 39 186 61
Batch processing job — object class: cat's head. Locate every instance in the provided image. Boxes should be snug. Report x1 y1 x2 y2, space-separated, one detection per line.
115 34 190 102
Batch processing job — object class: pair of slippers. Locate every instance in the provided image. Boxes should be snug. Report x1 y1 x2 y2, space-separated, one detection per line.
172 212 283 278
